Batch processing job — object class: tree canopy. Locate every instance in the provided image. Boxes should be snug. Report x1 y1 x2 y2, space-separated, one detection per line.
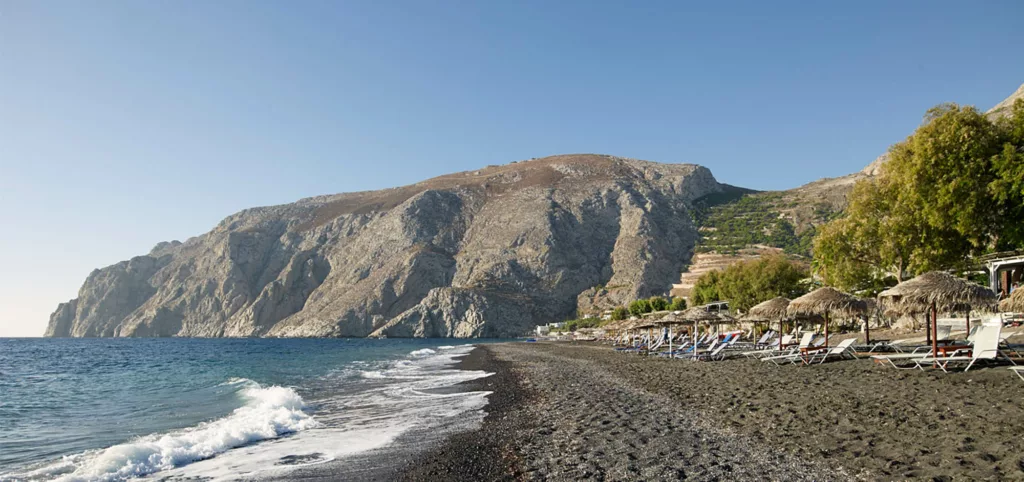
689 255 809 312
628 299 652 316
648 296 669 312
814 100 1024 291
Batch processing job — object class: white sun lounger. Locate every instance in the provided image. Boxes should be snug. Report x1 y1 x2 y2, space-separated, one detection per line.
913 325 1011 373
694 342 730 361
761 333 815 366
1010 366 1024 381
806 338 858 364
743 335 796 359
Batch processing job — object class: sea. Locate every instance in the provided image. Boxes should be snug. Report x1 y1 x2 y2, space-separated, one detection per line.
0 338 499 481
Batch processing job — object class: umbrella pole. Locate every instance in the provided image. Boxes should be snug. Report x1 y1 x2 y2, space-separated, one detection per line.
865 313 871 345
824 313 830 347
931 302 938 368
965 313 970 340
925 313 931 345
779 319 784 349
669 325 673 357
693 320 698 359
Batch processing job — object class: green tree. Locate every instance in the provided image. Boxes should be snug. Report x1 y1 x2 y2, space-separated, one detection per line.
611 306 629 321
628 299 652 316
648 296 669 311
691 270 720 306
669 297 687 311
690 255 808 312
888 104 1003 252
990 99 1024 249
814 100 1024 287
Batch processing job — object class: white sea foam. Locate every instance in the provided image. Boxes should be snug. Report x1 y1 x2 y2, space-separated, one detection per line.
170 344 491 481
8 381 318 482
3 345 492 482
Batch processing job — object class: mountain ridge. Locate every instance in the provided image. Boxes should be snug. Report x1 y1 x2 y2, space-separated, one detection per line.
46 155 724 338
45 82 1024 338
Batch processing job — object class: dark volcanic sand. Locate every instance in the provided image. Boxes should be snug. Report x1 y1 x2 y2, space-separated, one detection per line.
400 342 1024 481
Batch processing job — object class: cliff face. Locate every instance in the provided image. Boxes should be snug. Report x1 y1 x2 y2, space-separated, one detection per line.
46 155 723 338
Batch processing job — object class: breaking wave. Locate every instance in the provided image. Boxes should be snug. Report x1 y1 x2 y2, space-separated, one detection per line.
9 381 317 482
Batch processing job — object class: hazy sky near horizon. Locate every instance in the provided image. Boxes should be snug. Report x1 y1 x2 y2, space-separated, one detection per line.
2 1 1023 336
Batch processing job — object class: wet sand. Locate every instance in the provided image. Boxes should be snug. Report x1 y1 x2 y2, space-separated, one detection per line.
400 341 1024 481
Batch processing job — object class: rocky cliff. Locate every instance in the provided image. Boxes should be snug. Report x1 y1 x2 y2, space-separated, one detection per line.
45 155 723 338
45 83 1024 338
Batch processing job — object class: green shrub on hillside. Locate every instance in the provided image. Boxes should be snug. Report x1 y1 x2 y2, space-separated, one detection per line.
628 299 652 316
693 191 819 257
691 254 808 312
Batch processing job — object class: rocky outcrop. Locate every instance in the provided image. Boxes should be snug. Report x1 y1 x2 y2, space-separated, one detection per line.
45 155 723 338
987 82 1024 119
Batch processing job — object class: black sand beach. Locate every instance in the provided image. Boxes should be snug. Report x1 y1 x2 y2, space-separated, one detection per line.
399 342 1024 481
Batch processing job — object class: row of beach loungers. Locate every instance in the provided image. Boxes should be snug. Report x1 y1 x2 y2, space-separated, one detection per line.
610 320 1023 378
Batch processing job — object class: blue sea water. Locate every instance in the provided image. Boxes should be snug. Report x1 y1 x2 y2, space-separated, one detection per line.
0 338 497 481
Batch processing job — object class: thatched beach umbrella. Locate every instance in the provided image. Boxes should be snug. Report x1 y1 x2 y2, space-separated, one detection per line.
878 271 997 363
747 297 791 349
653 312 684 354
788 287 867 347
1000 288 1024 313
680 307 722 348
632 321 659 349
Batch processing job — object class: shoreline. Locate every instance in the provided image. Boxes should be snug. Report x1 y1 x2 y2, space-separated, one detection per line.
396 343 533 481
398 341 1024 481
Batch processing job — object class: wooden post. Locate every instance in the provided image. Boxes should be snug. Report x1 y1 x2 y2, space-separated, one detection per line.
668 325 673 357
824 313 830 347
693 319 699 359
864 313 871 345
931 302 939 368
925 313 931 344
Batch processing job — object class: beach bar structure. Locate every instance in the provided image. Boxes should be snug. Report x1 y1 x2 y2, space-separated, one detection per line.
976 251 1024 297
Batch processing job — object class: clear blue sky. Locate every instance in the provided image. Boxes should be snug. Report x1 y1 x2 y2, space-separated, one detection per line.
1 1 1022 336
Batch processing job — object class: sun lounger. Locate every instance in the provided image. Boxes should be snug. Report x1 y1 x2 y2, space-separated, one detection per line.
1010 366 1024 381
742 335 795 358
806 338 858 364
732 331 773 349
694 342 730 361
761 333 815 366
870 348 934 369
913 325 1013 373
689 338 720 359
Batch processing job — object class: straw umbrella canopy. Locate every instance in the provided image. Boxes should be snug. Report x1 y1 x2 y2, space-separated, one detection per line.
788 287 867 347
1000 288 1024 313
631 320 660 348
679 307 735 349
652 312 685 354
878 271 997 360
746 297 791 348
878 271 997 315
602 317 632 332
654 311 684 324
